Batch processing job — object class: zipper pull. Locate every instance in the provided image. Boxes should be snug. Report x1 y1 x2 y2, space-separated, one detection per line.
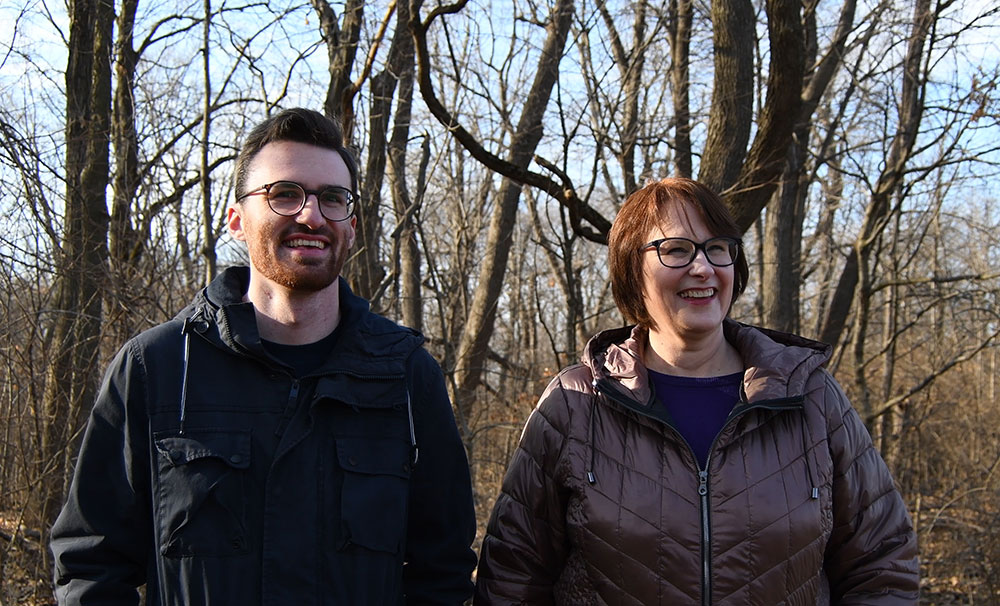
698 470 708 496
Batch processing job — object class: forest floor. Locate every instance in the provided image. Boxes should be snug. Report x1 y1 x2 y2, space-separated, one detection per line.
1 514 51 606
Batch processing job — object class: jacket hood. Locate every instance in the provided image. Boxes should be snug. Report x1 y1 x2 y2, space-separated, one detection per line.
583 319 832 408
176 266 424 374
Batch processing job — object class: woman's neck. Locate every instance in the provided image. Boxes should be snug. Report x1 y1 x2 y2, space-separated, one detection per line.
644 325 743 378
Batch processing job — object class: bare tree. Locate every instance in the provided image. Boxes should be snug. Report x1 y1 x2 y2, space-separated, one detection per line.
698 0 755 193
709 0 806 232
412 0 577 428
819 0 934 347
312 0 388 300
384 0 425 328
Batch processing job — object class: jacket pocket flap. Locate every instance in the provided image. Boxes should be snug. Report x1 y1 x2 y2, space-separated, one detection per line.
335 437 411 478
154 429 251 469
314 376 406 409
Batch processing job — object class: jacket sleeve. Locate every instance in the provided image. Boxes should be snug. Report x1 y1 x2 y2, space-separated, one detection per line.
401 349 477 605
821 372 920 604
474 374 574 605
50 342 152 606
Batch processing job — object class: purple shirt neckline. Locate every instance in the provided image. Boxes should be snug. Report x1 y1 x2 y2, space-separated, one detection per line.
647 369 742 469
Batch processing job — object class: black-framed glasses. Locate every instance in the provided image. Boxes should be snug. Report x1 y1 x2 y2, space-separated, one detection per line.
641 236 741 268
237 181 356 222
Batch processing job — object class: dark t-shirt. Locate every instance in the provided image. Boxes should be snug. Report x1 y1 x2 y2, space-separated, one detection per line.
263 323 343 377
648 369 742 469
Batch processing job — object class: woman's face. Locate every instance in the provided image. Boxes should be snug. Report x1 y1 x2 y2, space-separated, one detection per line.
641 202 735 341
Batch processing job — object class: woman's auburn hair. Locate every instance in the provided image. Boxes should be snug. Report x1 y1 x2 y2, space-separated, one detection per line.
607 177 749 329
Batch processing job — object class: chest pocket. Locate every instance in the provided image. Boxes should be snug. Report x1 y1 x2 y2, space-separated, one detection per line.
336 436 412 554
153 429 251 557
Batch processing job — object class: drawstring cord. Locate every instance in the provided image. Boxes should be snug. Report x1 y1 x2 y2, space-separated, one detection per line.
407 389 419 467
178 320 192 435
801 412 819 499
587 381 599 485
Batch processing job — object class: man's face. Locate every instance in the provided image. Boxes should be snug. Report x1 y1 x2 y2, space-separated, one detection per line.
227 141 356 293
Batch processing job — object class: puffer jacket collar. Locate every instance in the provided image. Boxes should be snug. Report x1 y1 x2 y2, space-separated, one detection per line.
583 319 832 410
726 320 832 402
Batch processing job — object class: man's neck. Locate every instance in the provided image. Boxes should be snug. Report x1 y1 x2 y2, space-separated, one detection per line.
246 278 342 345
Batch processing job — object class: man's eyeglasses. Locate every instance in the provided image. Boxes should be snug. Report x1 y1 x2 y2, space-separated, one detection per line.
641 236 741 268
237 181 356 222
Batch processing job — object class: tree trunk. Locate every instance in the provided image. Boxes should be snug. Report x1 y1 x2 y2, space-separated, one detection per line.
761 156 803 333
385 0 423 329
200 0 217 285
698 0 754 192
312 0 378 299
668 0 694 177
355 62 392 303
313 0 364 142
760 0 856 332
39 0 113 529
721 0 805 232
107 0 144 345
109 0 140 271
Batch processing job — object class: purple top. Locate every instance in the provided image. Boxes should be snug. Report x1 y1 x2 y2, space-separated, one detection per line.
648 369 743 469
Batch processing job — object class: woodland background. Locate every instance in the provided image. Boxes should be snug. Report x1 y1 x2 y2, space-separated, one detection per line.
1 0 998 603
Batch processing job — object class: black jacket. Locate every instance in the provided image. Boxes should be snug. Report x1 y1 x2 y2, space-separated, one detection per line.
51 266 477 605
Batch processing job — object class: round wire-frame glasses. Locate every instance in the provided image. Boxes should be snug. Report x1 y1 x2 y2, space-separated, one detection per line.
237 181 356 222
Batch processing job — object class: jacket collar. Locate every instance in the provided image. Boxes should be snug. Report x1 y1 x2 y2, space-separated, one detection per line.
583 319 831 407
182 266 422 373
724 320 831 402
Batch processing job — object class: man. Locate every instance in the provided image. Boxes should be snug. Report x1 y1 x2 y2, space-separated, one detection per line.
50 108 477 605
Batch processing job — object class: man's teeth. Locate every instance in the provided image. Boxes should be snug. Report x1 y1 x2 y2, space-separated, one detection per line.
285 239 326 249
680 288 715 299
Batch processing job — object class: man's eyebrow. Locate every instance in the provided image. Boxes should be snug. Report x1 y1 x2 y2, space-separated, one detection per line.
308 182 352 190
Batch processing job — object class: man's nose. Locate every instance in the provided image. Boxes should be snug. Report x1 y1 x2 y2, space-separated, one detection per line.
295 194 327 226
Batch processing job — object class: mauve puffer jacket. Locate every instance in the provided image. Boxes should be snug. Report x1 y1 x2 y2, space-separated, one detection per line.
475 320 918 605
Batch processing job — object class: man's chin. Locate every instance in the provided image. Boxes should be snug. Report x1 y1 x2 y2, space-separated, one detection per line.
276 271 339 292
254 262 342 293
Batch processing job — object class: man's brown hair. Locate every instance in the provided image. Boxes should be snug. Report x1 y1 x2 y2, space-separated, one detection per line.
233 108 358 198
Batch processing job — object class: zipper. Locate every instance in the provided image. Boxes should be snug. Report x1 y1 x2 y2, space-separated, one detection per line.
693 396 804 605
698 468 711 606
274 379 300 437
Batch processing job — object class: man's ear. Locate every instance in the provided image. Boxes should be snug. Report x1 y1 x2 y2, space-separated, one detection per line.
227 205 247 242
348 215 357 249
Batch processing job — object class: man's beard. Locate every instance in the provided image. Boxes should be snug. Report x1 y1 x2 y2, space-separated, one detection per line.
248 225 350 293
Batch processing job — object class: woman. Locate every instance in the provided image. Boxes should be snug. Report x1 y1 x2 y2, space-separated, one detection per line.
474 178 918 605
